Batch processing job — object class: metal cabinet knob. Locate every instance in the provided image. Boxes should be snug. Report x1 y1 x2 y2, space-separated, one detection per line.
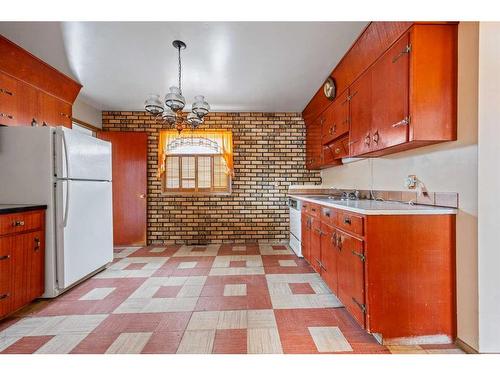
12 220 25 227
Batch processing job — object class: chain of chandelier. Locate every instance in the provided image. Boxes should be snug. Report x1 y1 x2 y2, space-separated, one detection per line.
144 40 210 133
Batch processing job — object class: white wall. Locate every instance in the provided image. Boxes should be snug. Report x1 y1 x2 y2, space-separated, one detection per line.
73 97 102 128
321 22 480 350
478 22 500 353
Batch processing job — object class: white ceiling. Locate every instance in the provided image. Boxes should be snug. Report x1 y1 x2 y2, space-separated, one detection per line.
0 22 367 112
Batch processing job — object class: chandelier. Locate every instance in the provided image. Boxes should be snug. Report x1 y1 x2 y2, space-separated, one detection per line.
144 40 210 132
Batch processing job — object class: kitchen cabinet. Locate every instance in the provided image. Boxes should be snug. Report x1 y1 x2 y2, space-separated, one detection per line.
310 217 322 273
0 35 81 128
321 90 349 145
305 116 322 169
299 199 455 344
303 22 457 167
0 208 45 319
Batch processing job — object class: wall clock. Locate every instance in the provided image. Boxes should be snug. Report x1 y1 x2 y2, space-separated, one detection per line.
323 77 336 100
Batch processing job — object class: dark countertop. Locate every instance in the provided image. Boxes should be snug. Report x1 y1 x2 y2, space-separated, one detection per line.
0 204 48 214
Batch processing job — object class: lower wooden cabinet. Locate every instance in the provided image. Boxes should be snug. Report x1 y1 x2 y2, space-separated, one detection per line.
300 201 456 344
0 209 45 319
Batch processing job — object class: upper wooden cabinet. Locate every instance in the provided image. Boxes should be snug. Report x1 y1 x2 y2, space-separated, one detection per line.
305 116 322 169
303 22 458 169
0 35 81 127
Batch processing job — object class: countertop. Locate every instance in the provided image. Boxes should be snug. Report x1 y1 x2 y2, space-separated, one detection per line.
0 204 48 214
288 195 457 215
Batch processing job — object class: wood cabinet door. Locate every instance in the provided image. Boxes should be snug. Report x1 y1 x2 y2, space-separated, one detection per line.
370 33 410 152
310 217 322 273
0 237 13 318
27 231 45 301
320 223 338 295
10 232 29 312
301 212 311 262
306 116 323 169
322 90 350 145
38 92 72 128
349 69 373 157
0 72 18 126
98 131 148 246
337 230 366 328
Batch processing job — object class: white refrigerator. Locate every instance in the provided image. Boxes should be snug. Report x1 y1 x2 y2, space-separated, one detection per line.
0 126 113 297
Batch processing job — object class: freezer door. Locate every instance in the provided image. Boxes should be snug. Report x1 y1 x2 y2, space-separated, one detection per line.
55 180 113 289
55 126 112 181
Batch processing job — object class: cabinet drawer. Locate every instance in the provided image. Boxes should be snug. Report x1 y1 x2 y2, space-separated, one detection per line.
337 210 364 236
320 205 337 226
308 203 321 218
0 210 44 236
0 237 13 318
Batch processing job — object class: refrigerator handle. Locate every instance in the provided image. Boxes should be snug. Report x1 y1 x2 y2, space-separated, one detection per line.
61 129 70 179
63 180 70 227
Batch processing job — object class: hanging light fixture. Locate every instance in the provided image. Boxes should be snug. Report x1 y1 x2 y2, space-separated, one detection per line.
144 40 210 132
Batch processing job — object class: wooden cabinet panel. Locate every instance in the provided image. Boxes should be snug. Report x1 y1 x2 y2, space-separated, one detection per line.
301 212 311 262
310 217 322 273
0 209 45 319
337 210 364 237
0 237 12 318
0 72 17 126
305 116 322 170
16 81 39 126
323 136 349 165
322 90 349 145
349 69 372 157
370 33 410 152
337 230 365 328
38 91 72 128
320 206 337 227
320 223 338 295
26 231 45 301
0 210 43 236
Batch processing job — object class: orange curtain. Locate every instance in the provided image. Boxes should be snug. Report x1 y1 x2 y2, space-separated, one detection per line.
158 130 234 177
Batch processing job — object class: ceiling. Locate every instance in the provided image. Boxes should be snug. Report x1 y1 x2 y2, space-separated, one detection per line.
0 22 367 112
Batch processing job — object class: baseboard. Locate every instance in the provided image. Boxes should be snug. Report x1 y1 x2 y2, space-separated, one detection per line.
455 338 479 354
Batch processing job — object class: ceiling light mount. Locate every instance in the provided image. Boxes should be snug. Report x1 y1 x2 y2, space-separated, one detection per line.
144 39 210 132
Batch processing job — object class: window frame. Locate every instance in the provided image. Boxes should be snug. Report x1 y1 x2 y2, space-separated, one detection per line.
161 153 232 196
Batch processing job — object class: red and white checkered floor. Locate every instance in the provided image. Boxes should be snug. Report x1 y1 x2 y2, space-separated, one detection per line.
0 243 464 354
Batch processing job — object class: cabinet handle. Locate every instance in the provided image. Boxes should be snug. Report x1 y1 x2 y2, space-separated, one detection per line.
391 117 410 128
60 112 71 119
352 297 367 314
364 134 371 146
0 293 10 300
343 217 351 225
392 44 412 63
351 250 365 262
0 88 13 96
332 232 337 244
0 255 11 261
325 211 331 217
372 130 380 144
337 235 343 251
12 220 25 227
314 228 323 236
31 118 38 127
34 237 41 251
335 148 341 154
0 112 14 120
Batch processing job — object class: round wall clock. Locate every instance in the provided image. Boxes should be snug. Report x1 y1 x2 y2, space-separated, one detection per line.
323 77 336 100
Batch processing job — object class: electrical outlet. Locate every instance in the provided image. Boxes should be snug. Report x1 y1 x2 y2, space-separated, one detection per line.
405 175 418 189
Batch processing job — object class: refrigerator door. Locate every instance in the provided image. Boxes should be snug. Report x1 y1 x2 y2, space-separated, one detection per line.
55 126 112 181
55 179 113 289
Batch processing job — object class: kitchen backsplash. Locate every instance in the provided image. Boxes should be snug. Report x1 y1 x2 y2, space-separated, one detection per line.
102 111 321 244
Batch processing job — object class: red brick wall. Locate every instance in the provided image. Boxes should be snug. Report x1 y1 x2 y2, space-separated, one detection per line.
102 111 321 244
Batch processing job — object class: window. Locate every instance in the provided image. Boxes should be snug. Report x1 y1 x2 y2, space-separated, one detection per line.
158 130 233 194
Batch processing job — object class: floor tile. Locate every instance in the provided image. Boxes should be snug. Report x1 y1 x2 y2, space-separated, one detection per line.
247 327 283 354
35 334 88 354
223 284 247 297
79 287 116 301
278 259 297 267
176 330 216 354
308 327 353 352
289 283 315 295
217 310 247 330
187 311 220 331
247 309 277 329
105 332 152 354
213 329 247 354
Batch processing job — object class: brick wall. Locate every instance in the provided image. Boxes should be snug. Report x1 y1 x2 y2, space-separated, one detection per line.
102 111 321 244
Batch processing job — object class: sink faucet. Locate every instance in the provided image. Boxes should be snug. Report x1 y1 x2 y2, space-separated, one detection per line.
342 190 360 200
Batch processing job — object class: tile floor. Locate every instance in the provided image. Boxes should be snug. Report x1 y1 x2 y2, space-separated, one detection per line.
0 243 465 354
